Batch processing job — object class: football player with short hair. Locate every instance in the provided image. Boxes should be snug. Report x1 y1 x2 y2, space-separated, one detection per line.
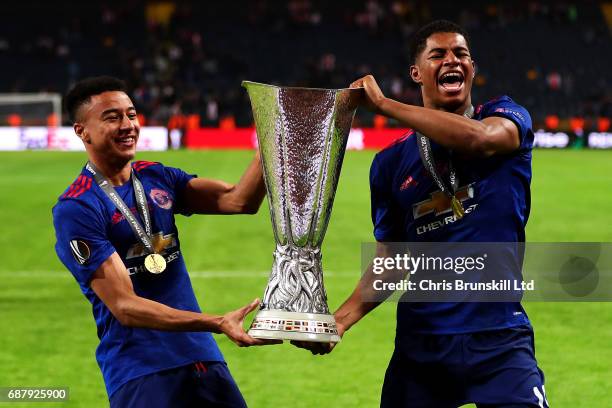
294 20 548 408
53 76 278 407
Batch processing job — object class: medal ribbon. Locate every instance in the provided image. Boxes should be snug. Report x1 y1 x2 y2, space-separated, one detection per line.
416 133 458 197
416 105 474 217
86 161 156 255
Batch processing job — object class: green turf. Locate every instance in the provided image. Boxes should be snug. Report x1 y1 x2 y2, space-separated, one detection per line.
0 149 611 407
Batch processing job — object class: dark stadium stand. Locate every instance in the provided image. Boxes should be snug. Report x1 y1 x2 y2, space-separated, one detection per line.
0 0 610 130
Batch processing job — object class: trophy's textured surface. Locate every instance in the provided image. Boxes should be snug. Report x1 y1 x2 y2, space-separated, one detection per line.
264 245 326 313
243 81 361 341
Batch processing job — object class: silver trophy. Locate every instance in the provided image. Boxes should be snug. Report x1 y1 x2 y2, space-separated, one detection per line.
243 81 362 342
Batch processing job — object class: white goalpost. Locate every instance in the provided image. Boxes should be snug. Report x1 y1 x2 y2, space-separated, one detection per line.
0 93 62 125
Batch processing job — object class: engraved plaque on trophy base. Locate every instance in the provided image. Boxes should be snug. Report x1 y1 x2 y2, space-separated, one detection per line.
249 310 341 343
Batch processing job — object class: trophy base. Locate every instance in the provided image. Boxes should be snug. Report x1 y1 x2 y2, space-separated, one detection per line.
248 310 341 343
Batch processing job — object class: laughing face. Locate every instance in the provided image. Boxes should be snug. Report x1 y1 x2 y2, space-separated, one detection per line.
410 32 475 113
74 91 140 166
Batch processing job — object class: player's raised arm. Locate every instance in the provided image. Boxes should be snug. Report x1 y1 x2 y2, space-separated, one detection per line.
180 151 266 215
351 75 520 157
89 252 277 347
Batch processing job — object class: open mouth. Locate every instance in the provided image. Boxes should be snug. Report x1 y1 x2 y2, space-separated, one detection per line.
438 71 464 92
115 135 137 148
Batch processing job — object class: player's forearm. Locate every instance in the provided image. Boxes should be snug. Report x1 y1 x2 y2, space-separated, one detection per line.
378 98 490 154
334 288 380 334
226 151 266 214
334 264 398 333
182 152 265 215
115 295 223 333
335 241 408 333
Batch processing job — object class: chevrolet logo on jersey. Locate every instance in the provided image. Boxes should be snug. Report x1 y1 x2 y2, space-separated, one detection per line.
412 184 475 220
126 231 177 259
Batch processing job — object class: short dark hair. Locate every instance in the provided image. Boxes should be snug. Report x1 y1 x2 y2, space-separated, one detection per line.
409 20 471 65
65 76 127 122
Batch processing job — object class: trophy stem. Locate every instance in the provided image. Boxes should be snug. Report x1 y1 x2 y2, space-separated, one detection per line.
262 244 329 314
248 244 340 342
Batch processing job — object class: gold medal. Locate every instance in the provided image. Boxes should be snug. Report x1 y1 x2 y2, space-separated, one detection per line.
144 253 166 274
450 195 465 219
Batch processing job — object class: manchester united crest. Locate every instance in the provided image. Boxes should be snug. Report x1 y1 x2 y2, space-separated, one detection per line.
149 189 173 210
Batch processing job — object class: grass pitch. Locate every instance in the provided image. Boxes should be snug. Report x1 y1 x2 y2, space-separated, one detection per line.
0 149 611 407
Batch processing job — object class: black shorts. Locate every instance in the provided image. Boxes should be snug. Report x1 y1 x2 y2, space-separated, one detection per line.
110 361 247 408
381 326 548 408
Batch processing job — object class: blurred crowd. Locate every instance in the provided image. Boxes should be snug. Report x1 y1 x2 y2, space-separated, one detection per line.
0 0 610 132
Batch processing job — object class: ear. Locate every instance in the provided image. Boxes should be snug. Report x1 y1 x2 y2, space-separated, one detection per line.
74 123 91 144
472 60 477 78
410 65 422 85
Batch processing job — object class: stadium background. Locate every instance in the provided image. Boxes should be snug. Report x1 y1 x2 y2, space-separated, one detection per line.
0 1 611 407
